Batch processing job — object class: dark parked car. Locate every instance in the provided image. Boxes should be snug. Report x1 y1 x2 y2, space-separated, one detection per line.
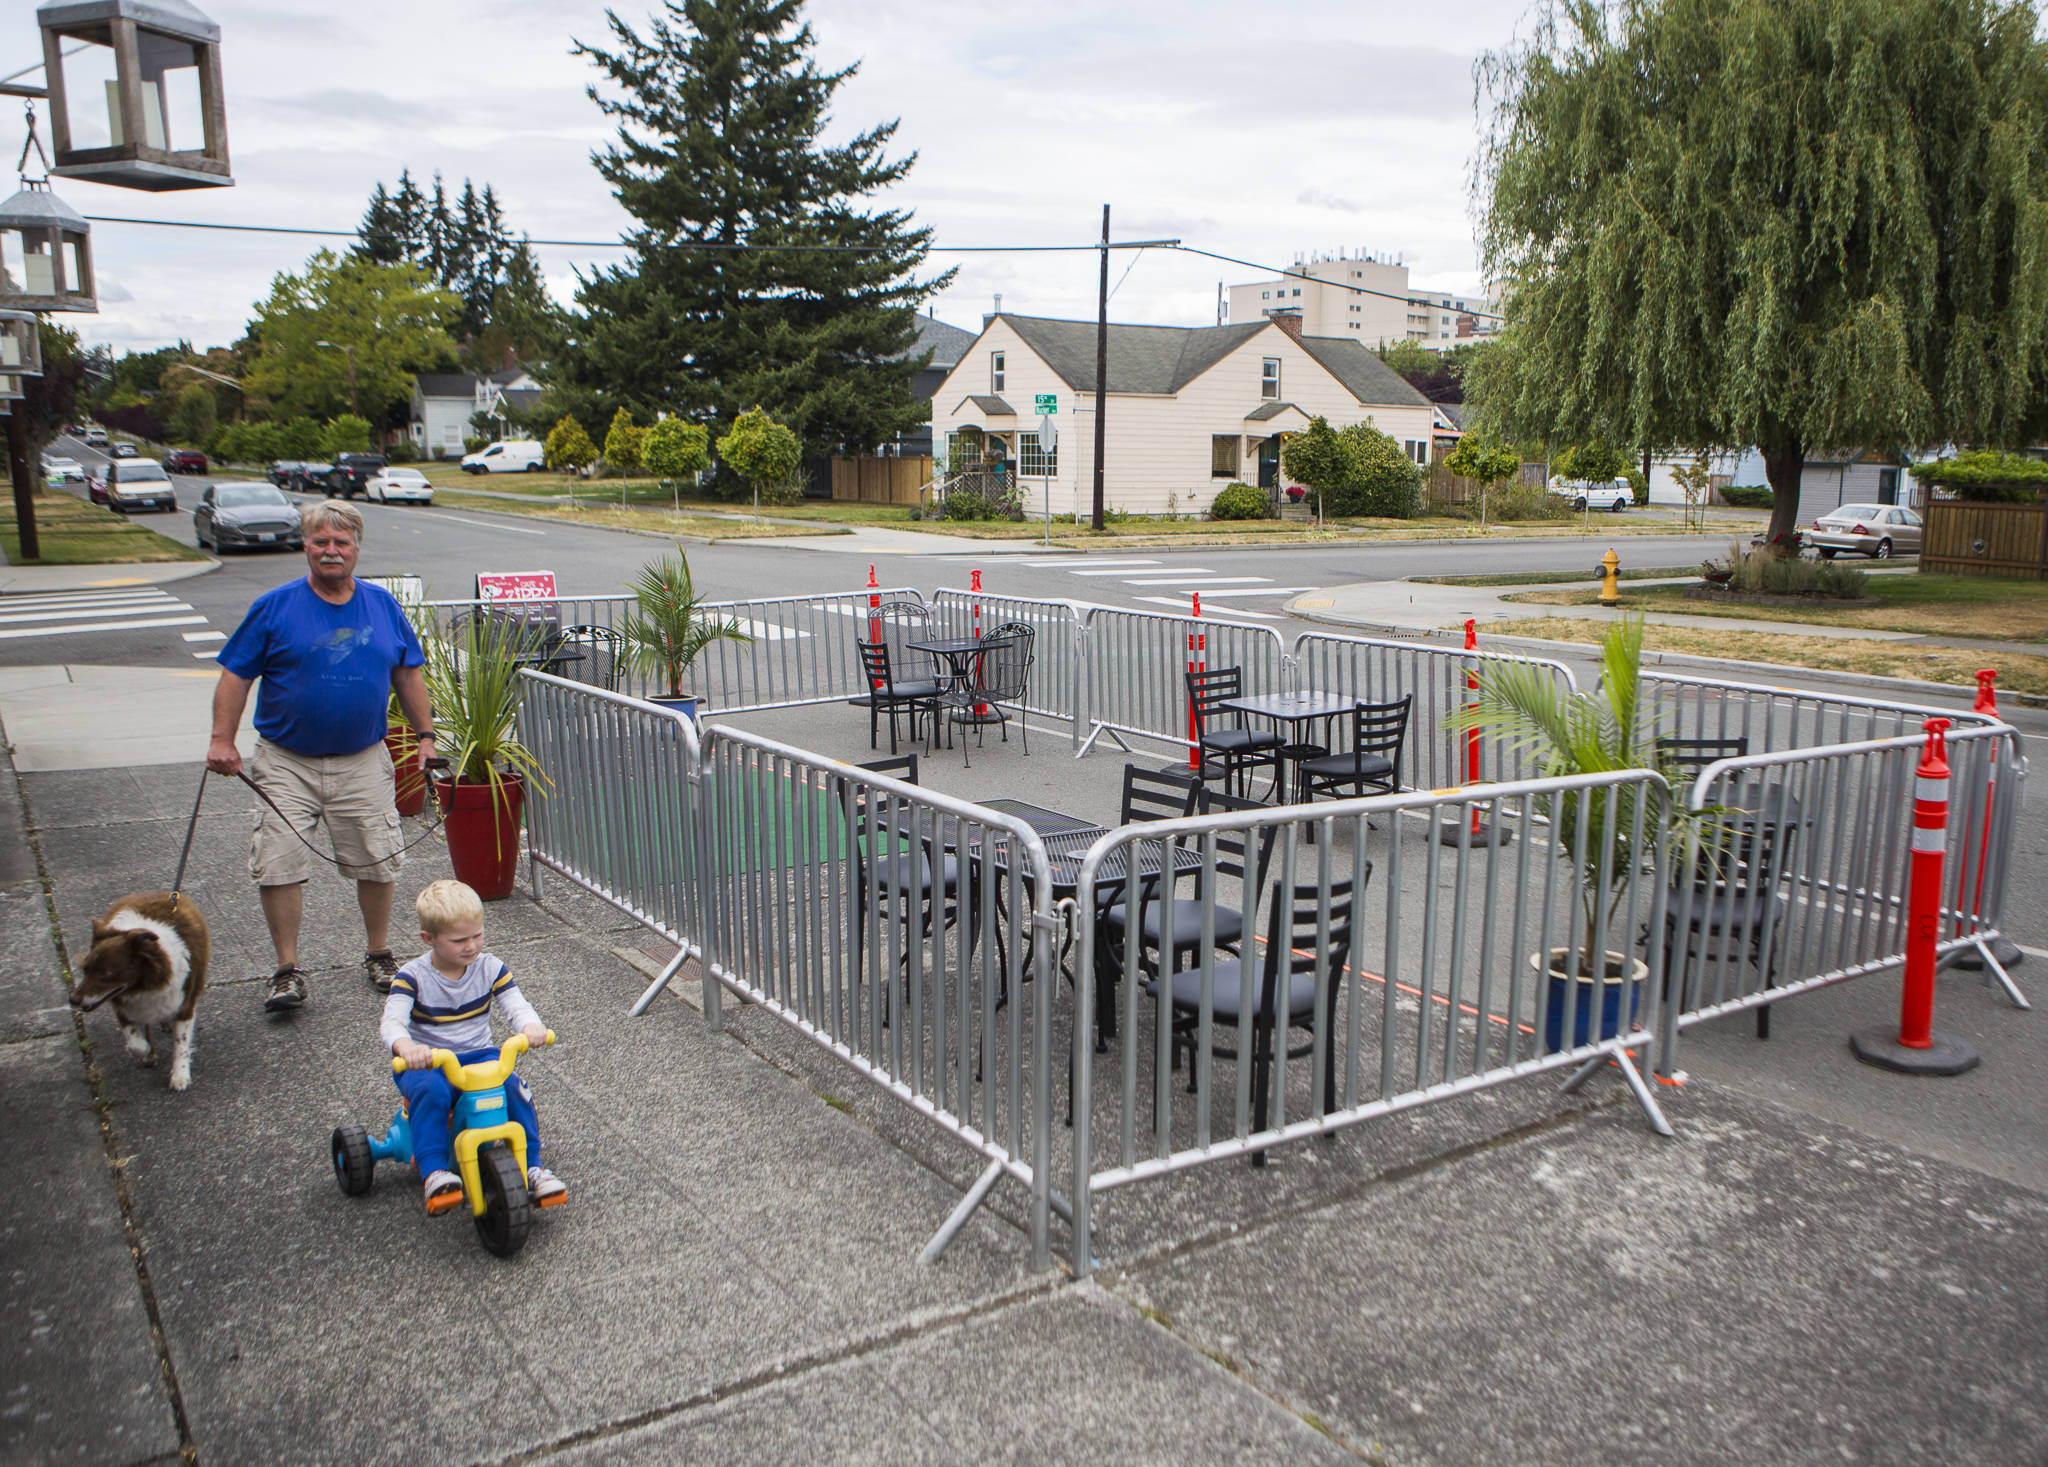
325 453 388 498
163 449 209 474
194 482 303 553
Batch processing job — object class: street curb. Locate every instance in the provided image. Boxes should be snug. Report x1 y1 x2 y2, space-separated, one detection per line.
1282 602 2034 709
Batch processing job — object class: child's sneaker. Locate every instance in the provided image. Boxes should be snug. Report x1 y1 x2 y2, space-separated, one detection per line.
528 1166 566 1208
423 1169 464 1215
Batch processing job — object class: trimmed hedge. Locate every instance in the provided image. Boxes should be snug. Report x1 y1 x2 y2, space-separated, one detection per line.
1910 451 2048 502
1719 484 1774 509
1209 482 1269 520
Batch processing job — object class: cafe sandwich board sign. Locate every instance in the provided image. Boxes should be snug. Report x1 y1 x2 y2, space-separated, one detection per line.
476 571 558 603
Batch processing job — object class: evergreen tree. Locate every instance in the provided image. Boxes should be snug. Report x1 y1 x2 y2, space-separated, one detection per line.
1475 0 2048 545
564 0 953 463
353 169 551 348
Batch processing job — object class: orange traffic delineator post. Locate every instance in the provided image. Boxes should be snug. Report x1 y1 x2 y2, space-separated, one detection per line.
1851 718 1982 1076
864 563 883 692
1186 591 1206 772
1440 616 1512 846
1951 669 2024 975
970 568 990 717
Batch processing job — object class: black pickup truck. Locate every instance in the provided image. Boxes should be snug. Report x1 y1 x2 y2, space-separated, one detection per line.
324 454 388 498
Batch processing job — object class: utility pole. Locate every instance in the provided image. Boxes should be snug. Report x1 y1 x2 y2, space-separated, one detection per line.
1091 204 1109 533
5 410 38 561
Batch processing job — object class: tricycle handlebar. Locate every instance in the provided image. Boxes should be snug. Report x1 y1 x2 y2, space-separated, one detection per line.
391 1030 554 1088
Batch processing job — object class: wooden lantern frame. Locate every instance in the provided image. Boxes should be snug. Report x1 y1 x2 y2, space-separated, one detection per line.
0 182 96 313
38 0 230 191
0 311 45 377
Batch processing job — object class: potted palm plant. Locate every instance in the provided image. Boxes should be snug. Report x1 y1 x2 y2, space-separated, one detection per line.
1454 616 1696 1052
619 547 751 718
422 615 549 900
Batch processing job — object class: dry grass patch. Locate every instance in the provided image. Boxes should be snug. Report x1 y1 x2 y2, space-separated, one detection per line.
0 487 208 564
1506 574 2048 642
434 491 846 540
1484 616 2048 696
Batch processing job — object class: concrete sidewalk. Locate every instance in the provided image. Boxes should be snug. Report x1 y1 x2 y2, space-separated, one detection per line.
6 700 2047 1464
0 558 218 596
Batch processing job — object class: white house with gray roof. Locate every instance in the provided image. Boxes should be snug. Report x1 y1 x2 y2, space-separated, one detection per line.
933 313 1437 516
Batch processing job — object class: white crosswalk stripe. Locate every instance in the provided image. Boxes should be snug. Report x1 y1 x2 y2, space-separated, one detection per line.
0 586 218 645
1131 596 1280 619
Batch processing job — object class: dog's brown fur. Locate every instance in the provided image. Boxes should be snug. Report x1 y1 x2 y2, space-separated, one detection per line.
72 891 211 1092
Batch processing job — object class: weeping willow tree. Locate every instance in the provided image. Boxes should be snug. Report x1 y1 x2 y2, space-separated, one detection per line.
1473 0 2048 546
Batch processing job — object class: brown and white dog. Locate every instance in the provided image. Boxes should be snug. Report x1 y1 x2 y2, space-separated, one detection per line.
71 892 211 1092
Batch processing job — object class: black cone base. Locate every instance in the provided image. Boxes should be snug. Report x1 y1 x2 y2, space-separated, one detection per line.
1438 820 1513 847
1850 1028 1981 1077
1951 936 2024 971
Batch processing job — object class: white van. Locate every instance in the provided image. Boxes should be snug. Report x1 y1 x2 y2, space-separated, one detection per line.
459 440 546 474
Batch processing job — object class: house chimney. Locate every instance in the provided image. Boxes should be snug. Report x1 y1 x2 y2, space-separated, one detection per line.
984 292 1004 330
1271 310 1304 342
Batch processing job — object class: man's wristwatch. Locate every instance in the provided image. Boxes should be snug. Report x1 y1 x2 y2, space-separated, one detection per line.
417 731 436 742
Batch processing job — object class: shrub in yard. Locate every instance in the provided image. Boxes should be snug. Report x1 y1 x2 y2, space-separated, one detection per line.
1720 541 1868 598
1209 482 1269 520
1720 484 1774 509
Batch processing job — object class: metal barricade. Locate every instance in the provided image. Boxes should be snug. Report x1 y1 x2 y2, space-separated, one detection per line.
1638 669 2001 755
516 670 707 996
695 725 1059 1268
929 589 1085 744
1066 770 1675 1277
427 587 924 710
1077 605 1288 757
1658 723 2028 1063
1290 631 1582 789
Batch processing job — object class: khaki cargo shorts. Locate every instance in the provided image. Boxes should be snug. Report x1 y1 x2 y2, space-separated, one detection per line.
248 739 405 886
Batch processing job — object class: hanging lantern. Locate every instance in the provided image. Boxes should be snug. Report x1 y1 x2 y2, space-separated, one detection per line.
0 312 44 377
0 370 24 402
37 0 230 192
0 182 94 312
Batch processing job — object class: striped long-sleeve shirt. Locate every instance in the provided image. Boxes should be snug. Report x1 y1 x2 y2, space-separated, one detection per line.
379 951 541 1055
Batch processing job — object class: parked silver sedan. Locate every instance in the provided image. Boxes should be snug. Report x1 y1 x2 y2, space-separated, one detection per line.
1806 503 1921 559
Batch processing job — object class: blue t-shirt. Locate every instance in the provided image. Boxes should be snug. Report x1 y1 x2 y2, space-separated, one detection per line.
218 579 424 756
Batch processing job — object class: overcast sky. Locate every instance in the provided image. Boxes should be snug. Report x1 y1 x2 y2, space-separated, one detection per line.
22 0 1545 356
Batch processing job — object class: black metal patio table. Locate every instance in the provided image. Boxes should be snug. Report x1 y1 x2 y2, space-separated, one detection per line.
1216 690 1359 804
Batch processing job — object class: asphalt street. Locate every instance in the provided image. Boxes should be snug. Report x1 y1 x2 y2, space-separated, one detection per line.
16 440 1742 673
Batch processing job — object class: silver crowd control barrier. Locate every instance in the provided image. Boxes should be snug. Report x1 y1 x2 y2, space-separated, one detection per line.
695 725 1060 1269
930 589 1086 745
1637 669 2003 754
1291 631 1583 789
1658 723 2028 1062
1067 771 1675 1278
427 587 926 710
517 671 708 1007
1077 605 1289 757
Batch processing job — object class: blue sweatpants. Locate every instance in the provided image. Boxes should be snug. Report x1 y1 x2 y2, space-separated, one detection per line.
394 1047 542 1176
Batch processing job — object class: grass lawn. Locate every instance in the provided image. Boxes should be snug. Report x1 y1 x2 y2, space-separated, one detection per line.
0 487 208 565
1412 565 1708 587
1504 573 2048 643
433 490 848 540
1484 616 2048 697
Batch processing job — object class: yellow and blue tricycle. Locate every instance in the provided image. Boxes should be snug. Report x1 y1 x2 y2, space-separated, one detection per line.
330 1032 554 1257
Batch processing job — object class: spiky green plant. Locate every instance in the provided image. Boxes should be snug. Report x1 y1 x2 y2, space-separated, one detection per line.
1451 616 1703 951
422 615 551 849
619 547 752 700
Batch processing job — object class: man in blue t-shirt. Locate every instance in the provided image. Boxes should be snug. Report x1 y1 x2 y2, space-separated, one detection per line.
207 500 435 1013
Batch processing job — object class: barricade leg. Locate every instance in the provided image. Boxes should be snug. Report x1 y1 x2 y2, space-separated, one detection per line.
1951 670 2027 984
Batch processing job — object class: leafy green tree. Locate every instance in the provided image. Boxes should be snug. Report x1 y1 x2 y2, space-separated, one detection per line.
1279 416 1347 517
544 414 597 473
169 382 216 446
718 406 803 516
242 250 461 430
241 423 282 465
603 408 645 476
19 322 84 460
1475 0 2048 546
643 415 711 512
1333 422 1423 518
1551 440 1629 486
277 416 323 459
1445 432 1521 487
320 415 373 456
563 0 953 461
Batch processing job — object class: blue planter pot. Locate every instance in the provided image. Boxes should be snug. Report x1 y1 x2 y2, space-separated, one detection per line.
1536 948 1645 1054
648 694 698 721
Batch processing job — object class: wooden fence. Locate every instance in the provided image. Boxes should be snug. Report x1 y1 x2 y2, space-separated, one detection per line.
830 455 932 505
1922 499 2048 579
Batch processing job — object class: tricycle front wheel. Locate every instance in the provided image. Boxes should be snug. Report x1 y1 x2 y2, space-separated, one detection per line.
331 1125 375 1196
474 1144 531 1257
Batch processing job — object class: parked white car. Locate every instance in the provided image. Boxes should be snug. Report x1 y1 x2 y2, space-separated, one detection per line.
459 440 545 474
1546 477 1632 512
365 467 435 504
41 454 83 484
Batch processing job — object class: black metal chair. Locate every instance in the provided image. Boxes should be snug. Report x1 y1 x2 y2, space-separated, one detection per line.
845 755 961 1017
1656 736 1751 778
1145 874 1361 1165
856 641 943 755
560 624 624 691
1185 666 1284 797
1298 696 1412 803
1660 803 1793 1039
1077 766 1201 1055
1101 784 1276 997
949 622 1035 765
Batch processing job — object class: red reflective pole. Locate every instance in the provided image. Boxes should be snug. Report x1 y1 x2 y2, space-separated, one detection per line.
866 563 882 689
1186 592 1205 771
1465 617 1484 835
970 568 989 716
1899 719 1952 1049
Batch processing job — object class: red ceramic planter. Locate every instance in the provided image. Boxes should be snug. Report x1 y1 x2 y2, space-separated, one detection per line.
385 732 426 817
433 773 525 901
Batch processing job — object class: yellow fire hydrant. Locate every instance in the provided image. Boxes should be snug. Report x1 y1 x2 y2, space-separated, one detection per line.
1597 548 1622 606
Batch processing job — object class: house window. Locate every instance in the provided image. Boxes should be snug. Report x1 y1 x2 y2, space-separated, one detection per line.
1211 435 1240 479
945 430 982 470
1291 288 1301 297
991 351 1005 393
1018 431 1057 478
1404 440 1429 466
1260 358 1280 399
1261 291 1270 300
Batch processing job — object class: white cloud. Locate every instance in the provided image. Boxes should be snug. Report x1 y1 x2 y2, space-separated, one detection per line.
26 0 1534 354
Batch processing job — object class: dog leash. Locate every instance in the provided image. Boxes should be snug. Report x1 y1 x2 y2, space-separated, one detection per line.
174 755 456 889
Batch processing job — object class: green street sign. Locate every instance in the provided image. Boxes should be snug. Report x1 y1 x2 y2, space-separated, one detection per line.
1034 394 1057 413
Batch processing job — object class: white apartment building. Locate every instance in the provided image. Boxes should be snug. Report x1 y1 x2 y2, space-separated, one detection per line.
1226 250 1497 350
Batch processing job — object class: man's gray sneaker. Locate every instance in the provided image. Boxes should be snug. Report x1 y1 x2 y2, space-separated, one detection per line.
263 966 307 1012
364 950 399 993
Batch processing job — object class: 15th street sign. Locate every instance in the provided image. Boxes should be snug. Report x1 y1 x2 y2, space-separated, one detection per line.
1034 393 1057 413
